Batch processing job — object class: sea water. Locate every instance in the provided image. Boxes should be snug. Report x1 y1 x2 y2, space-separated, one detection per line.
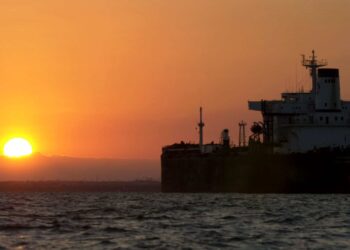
0 193 349 249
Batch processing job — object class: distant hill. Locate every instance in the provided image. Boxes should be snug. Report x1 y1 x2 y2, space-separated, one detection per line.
0 180 161 192
0 154 160 181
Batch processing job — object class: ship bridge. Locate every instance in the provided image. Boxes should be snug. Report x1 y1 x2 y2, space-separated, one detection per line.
249 92 313 115
248 51 350 153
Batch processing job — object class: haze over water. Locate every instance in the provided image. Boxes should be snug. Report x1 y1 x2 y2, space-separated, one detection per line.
0 193 349 249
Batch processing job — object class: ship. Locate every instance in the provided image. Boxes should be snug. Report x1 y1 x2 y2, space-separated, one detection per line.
161 51 350 193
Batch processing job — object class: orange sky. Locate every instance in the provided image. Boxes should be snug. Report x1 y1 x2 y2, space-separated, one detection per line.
0 0 350 159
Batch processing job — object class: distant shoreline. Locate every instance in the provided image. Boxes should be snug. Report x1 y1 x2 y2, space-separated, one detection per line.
0 180 161 192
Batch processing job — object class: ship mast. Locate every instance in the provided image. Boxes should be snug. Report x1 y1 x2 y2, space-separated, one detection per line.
198 107 205 151
302 50 327 95
238 121 247 147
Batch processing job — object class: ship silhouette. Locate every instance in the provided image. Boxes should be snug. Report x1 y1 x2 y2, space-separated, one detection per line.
161 51 350 193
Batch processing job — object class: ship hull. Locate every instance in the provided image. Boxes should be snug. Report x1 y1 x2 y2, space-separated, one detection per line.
161 151 350 193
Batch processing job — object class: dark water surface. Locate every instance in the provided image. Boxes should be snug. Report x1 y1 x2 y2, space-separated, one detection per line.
0 193 349 249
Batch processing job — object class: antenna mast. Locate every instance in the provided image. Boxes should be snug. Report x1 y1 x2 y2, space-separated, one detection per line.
301 50 327 95
198 107 205 151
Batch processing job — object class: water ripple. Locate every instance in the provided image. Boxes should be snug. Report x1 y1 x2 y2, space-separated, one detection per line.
0 193 349 248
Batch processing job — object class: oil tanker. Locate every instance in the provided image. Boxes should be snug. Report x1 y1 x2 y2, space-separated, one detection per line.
161 51 350 193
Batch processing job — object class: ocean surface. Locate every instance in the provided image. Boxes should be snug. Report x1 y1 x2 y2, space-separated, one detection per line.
0 193 349 249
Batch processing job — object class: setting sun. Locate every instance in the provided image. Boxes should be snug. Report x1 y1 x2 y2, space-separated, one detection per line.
3 138 33 158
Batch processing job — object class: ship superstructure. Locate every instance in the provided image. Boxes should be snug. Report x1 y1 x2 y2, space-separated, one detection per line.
249 51 350 153
161 51 350 193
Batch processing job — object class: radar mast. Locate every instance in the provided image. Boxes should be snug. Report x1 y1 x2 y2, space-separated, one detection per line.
302 50 327 95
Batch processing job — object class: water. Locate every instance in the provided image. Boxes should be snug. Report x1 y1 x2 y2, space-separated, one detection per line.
0 193 349 249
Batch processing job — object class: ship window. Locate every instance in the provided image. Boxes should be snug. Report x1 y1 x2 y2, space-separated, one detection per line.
341 117 344 121
326 117 329 124
324 102 328 107
335 116 338 121
320 116 323 121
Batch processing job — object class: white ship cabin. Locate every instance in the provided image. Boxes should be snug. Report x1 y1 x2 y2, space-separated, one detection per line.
248 51 350 153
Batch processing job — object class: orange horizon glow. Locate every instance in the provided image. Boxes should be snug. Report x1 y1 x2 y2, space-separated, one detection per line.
0 0 350 159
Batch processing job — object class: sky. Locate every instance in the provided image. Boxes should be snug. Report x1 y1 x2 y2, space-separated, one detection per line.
0 0 350 160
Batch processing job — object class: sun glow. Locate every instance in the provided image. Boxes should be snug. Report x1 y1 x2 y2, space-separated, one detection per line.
3 138 33 158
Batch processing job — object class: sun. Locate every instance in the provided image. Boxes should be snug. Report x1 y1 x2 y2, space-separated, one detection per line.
3 138 33 158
